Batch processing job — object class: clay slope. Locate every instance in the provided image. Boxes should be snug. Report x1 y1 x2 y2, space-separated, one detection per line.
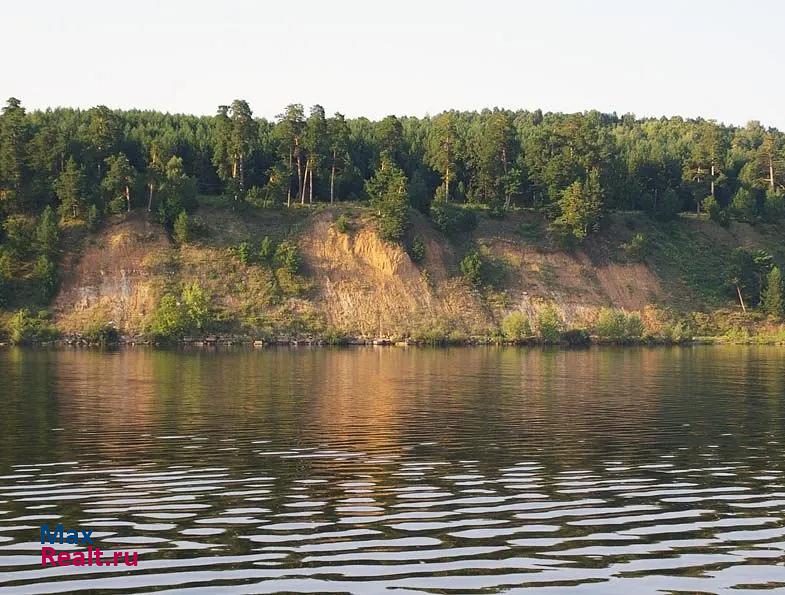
55 206 780 339
53 214 174 334
299 211 492 337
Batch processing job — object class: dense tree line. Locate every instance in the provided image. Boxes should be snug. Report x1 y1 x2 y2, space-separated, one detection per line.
1 96 785 309
2 97 784 229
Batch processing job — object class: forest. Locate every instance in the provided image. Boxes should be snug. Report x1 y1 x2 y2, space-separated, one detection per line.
1 97 784 341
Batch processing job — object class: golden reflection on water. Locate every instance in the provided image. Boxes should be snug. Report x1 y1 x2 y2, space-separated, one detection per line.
1 345 782 469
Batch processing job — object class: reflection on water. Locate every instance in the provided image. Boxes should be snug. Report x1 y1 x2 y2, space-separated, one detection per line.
1 346 785 593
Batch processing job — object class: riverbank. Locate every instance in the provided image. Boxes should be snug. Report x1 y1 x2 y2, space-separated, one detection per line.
6 327 785 348
3 203 785 346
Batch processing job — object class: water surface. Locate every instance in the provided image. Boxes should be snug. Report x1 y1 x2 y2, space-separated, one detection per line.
1 346 785 593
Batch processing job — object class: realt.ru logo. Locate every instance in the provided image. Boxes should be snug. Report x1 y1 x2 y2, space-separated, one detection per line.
40 524 138 567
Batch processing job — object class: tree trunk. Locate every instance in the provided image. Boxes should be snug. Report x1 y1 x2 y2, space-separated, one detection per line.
296 153 303 203
125 185 131 213
770 156 775 190
330 149 336 204
710 164 715 198
445 163 450 202
736 283 747 313
287 148 292 208
309 165 314 205
301 161 309 205
501 146 509 208
330 168 336 204
238 155 245 194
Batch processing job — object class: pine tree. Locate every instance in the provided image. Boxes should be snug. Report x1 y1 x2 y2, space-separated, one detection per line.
302 105 327 205
212 100 258 201
54 158 86 218
552 169 604 241
327 113 351 204
102 154 136 213
365 153 409 243
426 112 458 202
274 104 306 207
0 98 30 206
35 206 59 256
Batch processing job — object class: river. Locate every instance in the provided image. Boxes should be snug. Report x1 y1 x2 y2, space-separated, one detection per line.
1 346 784 593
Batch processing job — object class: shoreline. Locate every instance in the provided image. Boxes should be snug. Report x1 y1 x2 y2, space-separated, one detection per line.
2 335 782 349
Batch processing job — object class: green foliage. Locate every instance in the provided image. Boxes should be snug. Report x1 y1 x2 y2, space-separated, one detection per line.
366 154 409 243
0 249 9 307
703 195 729 226
374 193 408 242
157 156 197 225
35 206 59 256
762 266 784 318
334 214 351 233
213 100 258 198
101 153 136 212
245 185 276 208
323 328 350 345
425 112 458 202
661 319 694 343
430 200 478 236
274 240 301 274
83 321 119 345
149 294 184 338
149 283 213 339
181 283 211 330
235 241 252 265
642 219 730 306
86 204 101 231
459 250 483 287
106 195 127 215
258 236 275 262
173 210 192 244
620 233 648 261
8 309 59 344
501 311 532 342
262 163 291 207
411 323 466 346
407 236 425 264
4 96 785 242
730 188 756 221
274 268 304 296
2 215 35 257
536 305 563 343
34 255 57 301
551 170 603 242
651 188 682 221
725 248 772 308
764 190 785 222
54 158 86 219
594 308 645 342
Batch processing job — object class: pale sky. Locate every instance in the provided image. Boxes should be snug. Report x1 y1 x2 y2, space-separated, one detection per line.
3 0 783 128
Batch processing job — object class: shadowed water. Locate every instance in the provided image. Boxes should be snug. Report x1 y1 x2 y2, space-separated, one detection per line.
1 345 785 593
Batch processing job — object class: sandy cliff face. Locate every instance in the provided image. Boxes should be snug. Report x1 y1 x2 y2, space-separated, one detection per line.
299 212 490 337
54 206 772 339
53 216 173 333
294 210 667 336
